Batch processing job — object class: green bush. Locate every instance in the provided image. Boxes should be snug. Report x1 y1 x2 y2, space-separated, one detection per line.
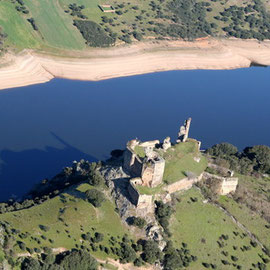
59 250 97 270
85 189 105 208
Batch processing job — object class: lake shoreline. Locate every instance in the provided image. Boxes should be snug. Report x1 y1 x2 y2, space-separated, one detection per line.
1 38 270 90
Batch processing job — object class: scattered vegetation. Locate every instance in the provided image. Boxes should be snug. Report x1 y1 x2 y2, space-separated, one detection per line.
67 3 87 19
155 200 173 236
2 0 270 50
170 188 268 269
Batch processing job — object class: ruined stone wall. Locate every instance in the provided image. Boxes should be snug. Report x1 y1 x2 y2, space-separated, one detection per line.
123 149 143 176
165 173 203 194
137 194 153 210
203 172 238 195
151 158 165 187
128 181 153 210
220 179 238 195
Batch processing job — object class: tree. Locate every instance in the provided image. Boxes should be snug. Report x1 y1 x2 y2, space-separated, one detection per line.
163 250 183 270
43 253 56 265
155 201 172 235
206 143 238 157
85 189 105 207
130 216 146 229
88 171 104 186
142 240 162 264
59 250 97 270
133 31 143 41
244 145 270 173
119 242 137 263
93 232 104 243
21 257 41 270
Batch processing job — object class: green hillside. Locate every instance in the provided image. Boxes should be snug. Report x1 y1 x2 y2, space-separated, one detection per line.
1 0 270 53
170 188 269 269
0 183 131 261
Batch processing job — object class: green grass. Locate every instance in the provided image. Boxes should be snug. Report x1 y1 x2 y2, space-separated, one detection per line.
24 0 85 49
0 249 4 263
170 188 267 269
0 1 40 50
162 141 207 184
59 0 172 41
1 0 270 52
134 146 145 158
218 195 270 250
0 183 130 260
135 184 163 195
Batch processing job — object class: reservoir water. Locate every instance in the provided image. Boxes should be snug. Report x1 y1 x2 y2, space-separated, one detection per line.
0 67 269 201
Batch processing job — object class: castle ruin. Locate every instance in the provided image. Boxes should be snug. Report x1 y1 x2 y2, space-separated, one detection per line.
123 139 165 188
122 118 238 208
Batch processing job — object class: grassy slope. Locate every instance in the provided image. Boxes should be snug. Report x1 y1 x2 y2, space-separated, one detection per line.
217 174 270 250
170 188 267 269
0 183 130 260
1 0 270 52
24 0 85 49
219 196 270 250
0 1 40 50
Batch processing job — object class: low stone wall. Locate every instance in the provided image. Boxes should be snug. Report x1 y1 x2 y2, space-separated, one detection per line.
165 173 203 194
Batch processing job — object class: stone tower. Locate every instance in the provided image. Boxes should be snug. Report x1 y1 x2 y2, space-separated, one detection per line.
177 118 192 142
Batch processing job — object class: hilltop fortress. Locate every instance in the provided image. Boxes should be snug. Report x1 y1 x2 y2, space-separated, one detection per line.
120 118 238 209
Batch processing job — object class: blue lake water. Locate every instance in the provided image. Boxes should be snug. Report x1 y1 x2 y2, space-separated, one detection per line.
0 67 269 201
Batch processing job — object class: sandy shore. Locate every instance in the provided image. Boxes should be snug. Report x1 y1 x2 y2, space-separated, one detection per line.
0 38 270 90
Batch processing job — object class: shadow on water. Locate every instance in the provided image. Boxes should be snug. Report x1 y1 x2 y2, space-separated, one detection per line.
0 132 97 201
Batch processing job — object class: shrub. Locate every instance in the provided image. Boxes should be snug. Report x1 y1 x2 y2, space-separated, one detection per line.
93 232 104 243
39 225 50 232
85 189 105 208
88 171 104 186
130 216 146 229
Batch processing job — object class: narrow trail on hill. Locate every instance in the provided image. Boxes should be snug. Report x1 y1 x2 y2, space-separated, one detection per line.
195 186 267 252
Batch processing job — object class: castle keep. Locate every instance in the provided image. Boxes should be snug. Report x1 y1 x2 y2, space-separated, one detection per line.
123 139 165 188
